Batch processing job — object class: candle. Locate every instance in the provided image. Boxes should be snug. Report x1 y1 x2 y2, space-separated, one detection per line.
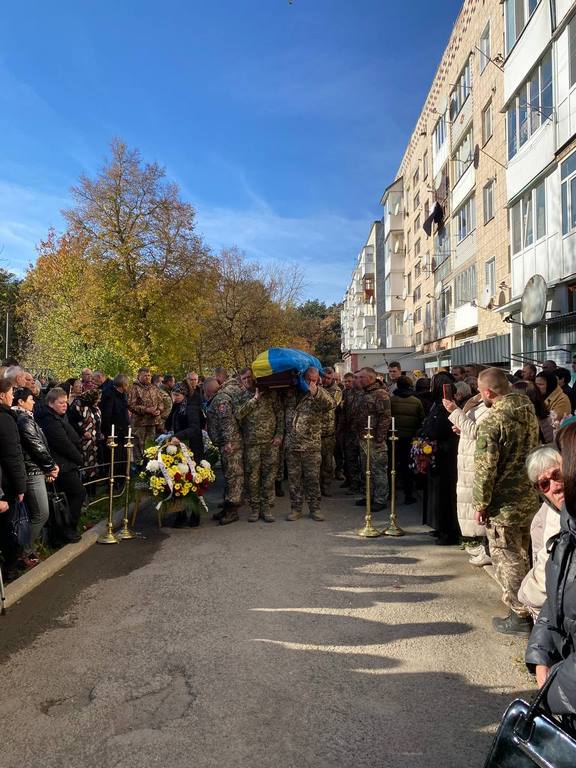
367 415 371 432
111 423 115 439
391 416 396 433
127 425 132 440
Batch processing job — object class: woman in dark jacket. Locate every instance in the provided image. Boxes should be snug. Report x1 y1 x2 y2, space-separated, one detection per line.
166 384 205 461
12 387 59 557
423 372 459 545
526 422 576 717
0 378 27 576
36 387 85 535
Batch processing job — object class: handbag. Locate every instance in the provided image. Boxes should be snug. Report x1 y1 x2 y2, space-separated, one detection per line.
11 500 30 548
47 485 73 544
483 667 576 767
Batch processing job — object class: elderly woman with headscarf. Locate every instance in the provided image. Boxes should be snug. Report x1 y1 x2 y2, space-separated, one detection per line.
68 388 103 483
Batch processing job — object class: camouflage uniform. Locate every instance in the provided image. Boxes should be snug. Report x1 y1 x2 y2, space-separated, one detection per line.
354 382 391 506
473 392 540 617
128 381 166 463
237 390 284 520
285 386 333 518
344 387 363 491
206 378 245 506
320 381 342 493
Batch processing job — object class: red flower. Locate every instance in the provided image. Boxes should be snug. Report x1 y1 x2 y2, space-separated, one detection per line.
174 472 181 482
186 472 192 481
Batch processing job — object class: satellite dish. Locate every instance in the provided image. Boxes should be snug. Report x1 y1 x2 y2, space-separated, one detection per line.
434 280 443 300
437 95 448 115
473 144 480 169
521 274 547 327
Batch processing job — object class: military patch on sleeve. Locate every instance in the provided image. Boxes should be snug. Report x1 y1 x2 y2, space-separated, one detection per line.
218 403 228 415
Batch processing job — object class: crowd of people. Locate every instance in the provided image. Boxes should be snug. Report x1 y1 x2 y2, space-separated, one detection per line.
2 354 576 722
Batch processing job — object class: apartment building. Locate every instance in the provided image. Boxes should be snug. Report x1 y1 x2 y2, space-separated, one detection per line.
500 0 576 366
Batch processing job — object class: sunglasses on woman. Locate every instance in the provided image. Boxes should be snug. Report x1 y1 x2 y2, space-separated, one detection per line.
535 468 563 494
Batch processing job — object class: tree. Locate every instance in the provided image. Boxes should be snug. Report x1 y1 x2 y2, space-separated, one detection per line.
292 300 342 366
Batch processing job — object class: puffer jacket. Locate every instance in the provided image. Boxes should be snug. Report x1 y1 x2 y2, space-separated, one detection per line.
390 390 425 439
13 407 56 476
518 501 561 616
448 399 491 537
526 508 576 715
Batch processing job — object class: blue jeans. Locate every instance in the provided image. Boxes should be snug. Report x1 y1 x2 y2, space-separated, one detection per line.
24 473 50 553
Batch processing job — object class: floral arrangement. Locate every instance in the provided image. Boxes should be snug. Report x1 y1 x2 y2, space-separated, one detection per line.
410 436 437 474
139 440 216 507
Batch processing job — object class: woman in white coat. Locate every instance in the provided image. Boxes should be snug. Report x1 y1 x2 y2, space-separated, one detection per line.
443 393 491 558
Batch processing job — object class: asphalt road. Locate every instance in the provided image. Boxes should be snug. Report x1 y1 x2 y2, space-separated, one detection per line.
0 484 534 768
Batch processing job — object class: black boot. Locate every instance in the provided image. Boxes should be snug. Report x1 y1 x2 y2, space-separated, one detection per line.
492 613 533 636
275 480 285 498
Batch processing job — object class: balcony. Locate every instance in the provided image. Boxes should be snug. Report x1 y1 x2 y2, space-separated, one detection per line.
436 312 455 339
454 302 479 333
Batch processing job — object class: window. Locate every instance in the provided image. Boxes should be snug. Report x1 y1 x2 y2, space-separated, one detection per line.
483 180 495 223
423 151 429 179
450 57 472 120
414 307 422 324
414 238 421 257
482 100 493 144
456 196 476 242
415 261 421 279
413 168 419 187
507 50 553 159
485 258 496 297
505 0 540 55
455 265 477 307
415 330 423 346
438 288 451 320
407 230 411 254
561 151 576 235
570 16 576 88
425 301 432 328
454 127 473 183
424 199 430 220
480 22 491 72
433 114 446 152
511 178 546 250
406 272 412 294
414 216 421 235
414 191 420 211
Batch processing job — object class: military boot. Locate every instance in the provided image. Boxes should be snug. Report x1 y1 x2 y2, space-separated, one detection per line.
310 509 325 522
262 506 275 523
219 502 240 526
286 508 302 521
248 508 260 523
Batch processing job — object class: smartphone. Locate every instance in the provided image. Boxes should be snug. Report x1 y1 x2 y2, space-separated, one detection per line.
443 383 454 401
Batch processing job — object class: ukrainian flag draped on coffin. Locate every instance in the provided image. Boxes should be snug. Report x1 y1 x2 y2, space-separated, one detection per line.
252 348 324 391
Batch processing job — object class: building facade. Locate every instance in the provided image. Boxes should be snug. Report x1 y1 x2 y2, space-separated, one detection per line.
341 0 576 373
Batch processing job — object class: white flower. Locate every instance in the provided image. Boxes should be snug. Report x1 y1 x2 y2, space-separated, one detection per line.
176 462 188 474
166 445 178 455
200 460 211 469
146 460 161 472
192 474 202 485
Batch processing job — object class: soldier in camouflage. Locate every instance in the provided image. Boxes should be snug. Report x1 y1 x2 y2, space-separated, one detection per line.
206 373 246 525
285 367 333 521
354 367 391 511
237 372 284 523
471 367 540 635
343 373 364 493
320 367 342 497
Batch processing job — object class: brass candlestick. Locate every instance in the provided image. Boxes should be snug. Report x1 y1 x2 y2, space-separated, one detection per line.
383 427 405 537
116 433 136 541
358 420 381 538
98 433 119 544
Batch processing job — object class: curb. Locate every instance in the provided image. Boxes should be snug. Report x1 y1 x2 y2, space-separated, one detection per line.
3 503 143 610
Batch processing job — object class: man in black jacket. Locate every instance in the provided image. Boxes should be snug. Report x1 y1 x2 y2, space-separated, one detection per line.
36 387 85 533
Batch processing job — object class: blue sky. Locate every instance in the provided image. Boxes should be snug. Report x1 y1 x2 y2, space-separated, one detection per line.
0 0 463 303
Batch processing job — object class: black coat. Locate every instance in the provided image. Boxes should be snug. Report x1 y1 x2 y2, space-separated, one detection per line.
13 408 56 475
35 405 83 472
0 404 27 498
526 508 576 714
166 394 204 461
100 385 129 438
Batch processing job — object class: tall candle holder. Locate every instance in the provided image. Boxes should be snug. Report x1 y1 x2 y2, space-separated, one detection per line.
382 420 405 537
116 429 136 540
98 431 119 544
358 415 381 538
